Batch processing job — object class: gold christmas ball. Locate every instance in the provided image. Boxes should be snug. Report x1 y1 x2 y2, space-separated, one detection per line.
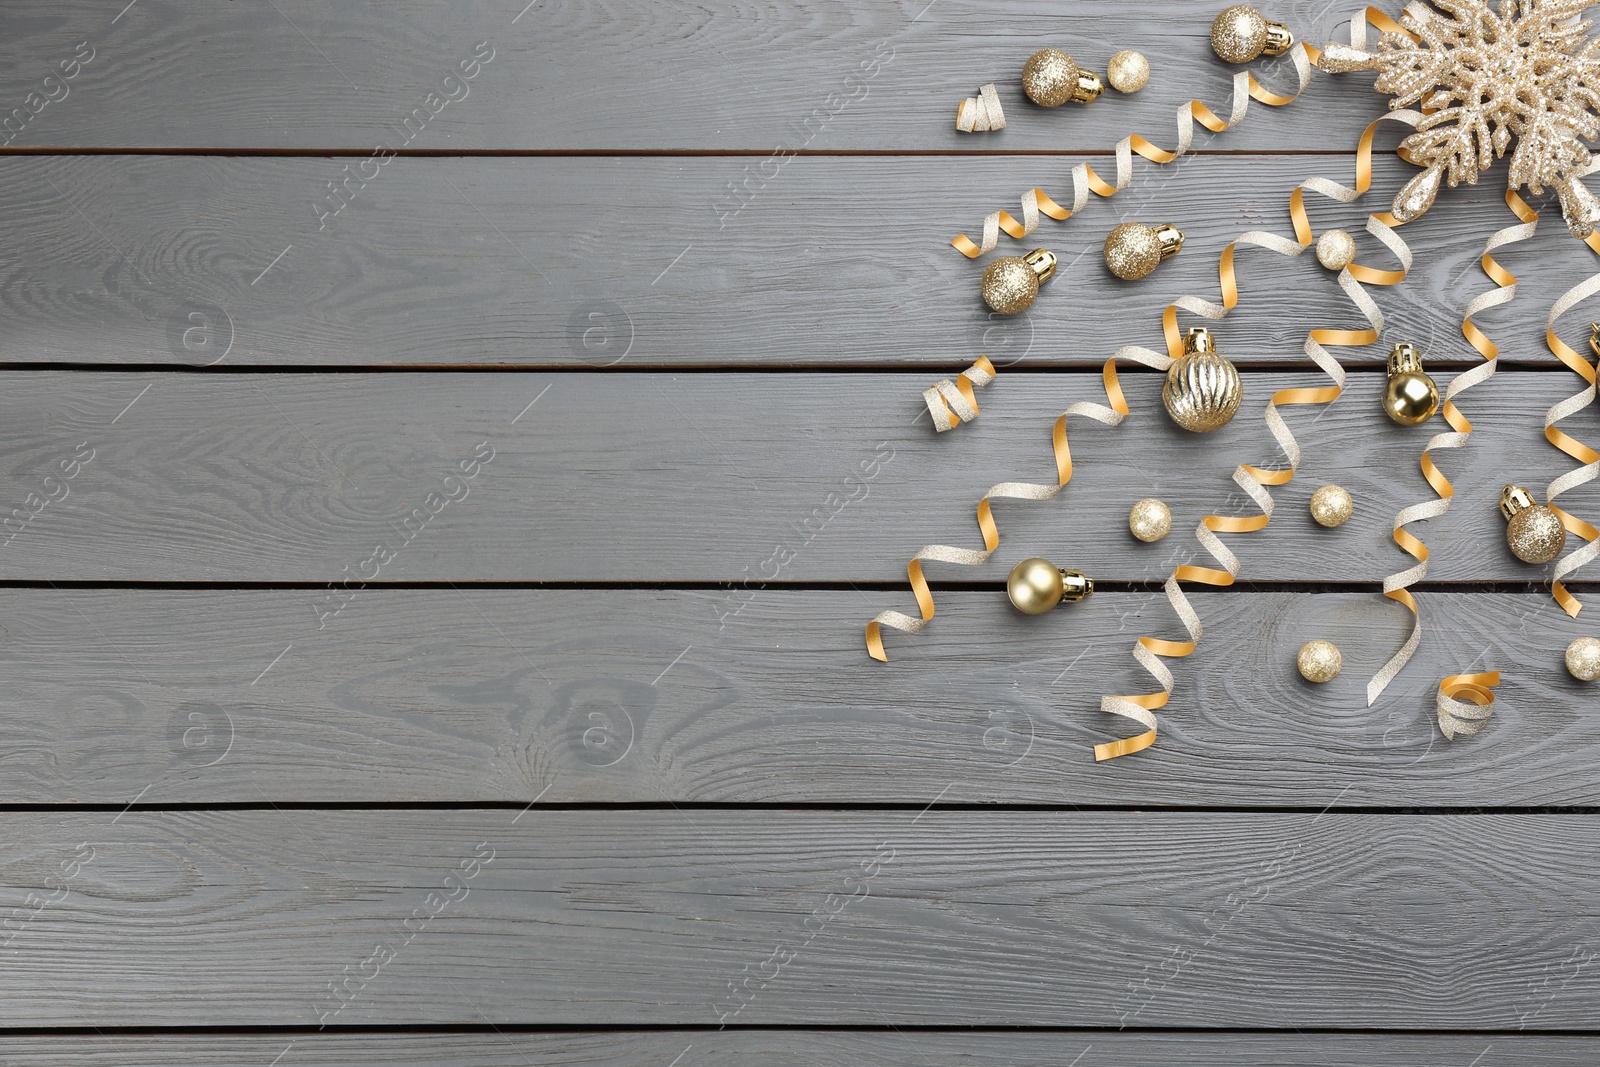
1296 639 1342 683
1163 339 1242 432
1103 222 1182 281
981 256 1039 315
1007 557 1066 615
1128 497 1172 542
1023 48 1086 107
1382 371 1439 426
1106 50 1150 93
1566 636 1600 681
1309 484 1353 528
1315 229 1356 271
1211 5 1268 62
1507 504 1567 564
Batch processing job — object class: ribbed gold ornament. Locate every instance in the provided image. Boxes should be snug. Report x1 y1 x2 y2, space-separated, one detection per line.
1162 327 1242 432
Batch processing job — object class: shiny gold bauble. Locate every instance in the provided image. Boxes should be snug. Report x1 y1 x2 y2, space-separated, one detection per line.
1382 371 1439 426
1005 557 1091 614
1315 229 1356 271
1128 497 1172 542
1309 484 1353 528
980 247 1056 315
1507 504 1567 564
1163 328 1242 433
1103 222 1184 281
1022 48 1103 107
1210 5 1293 64
1106 50 1150 93
1297 639 1342 683
1566 636 1600 681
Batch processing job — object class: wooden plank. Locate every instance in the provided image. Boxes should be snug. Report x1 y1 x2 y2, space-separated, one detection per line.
9 589 1598 807
0 1032 1587 1065
0 151 1581 368
0 1 1397 152
0 369 1592 583
1 810 1597 1028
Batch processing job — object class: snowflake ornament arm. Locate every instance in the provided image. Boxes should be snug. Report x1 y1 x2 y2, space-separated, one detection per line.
1320 0 1600 237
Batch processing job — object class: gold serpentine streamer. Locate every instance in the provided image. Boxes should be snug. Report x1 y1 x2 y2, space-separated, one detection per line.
951 45 1316 258
923 356 998 432
1437 671 1501 740
1095 118 1417 760
1365 190 1537 707
1542 241 1600 616
866 345 1173 661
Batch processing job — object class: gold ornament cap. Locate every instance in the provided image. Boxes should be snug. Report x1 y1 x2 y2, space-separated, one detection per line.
1103 222 1184 281
1128 497 1172 542
1211 6 1293 64
1297 639 1342 683
981 248 1056 315
1163 326 1242 433
1106 50 1150 94
1022 48 1103 107
1382 342 1439 426
1006 557 1093 614
1500 484 1568 564
1566 636 1600 682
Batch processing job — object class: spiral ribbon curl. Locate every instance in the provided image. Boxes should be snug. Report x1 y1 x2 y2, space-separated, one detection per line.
923 357 998 432
1365 191 1536 707
956 84 1006 133
951 46 1316 258
1096 116 1417 759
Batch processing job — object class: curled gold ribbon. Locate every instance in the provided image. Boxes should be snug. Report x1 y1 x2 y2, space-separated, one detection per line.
923 356 998 432
1438 671 1500 740
956 84 1005 133
866 346 1172 661
1094 121 1415 759
1543 284 1600 616
1367 191 1536 706
951 45 1317 258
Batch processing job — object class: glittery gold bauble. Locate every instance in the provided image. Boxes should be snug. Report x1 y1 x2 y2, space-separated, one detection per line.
1106 50 1150 93
1315 229 1356 271
980 247 1056 316
1163 327 1241 433
1500 484 1567 564
1128 498 1172 542
1566 636 1600 681
1211 5 1293 64
1006 557 1092 614
1103 222 1184 281
1297 639 1342 683
1022 48 1103 107
1309 484 1353 528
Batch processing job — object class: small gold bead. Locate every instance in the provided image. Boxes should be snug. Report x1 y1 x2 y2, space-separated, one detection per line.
1566 636 1600 681
1128 498 1172 542
1297 639 1342 683
1106 50 1150 93
1309 484 1353 528
1315 229 1356 271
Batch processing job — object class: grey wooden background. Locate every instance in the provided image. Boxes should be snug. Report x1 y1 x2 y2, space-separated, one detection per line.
2 0 1598 1063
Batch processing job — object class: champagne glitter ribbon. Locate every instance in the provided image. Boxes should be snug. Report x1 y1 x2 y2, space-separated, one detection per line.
866 345 1172 661
1096 116 1416 759
1542 243 1600 615
1437 671 1500 740
956 84 1006 133
1366 190 1535 706
951 45 1317 258
923 356 998 432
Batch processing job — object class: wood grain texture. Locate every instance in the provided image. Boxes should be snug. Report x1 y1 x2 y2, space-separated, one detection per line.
0 369 1592 583
0 150 1587 367
6 589 1598 807
1 809 1598 1028
0 1032 1585 1066
0 0 1403 152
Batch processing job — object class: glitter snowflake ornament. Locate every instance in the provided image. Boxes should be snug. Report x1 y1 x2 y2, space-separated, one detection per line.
1319 0 1600 237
